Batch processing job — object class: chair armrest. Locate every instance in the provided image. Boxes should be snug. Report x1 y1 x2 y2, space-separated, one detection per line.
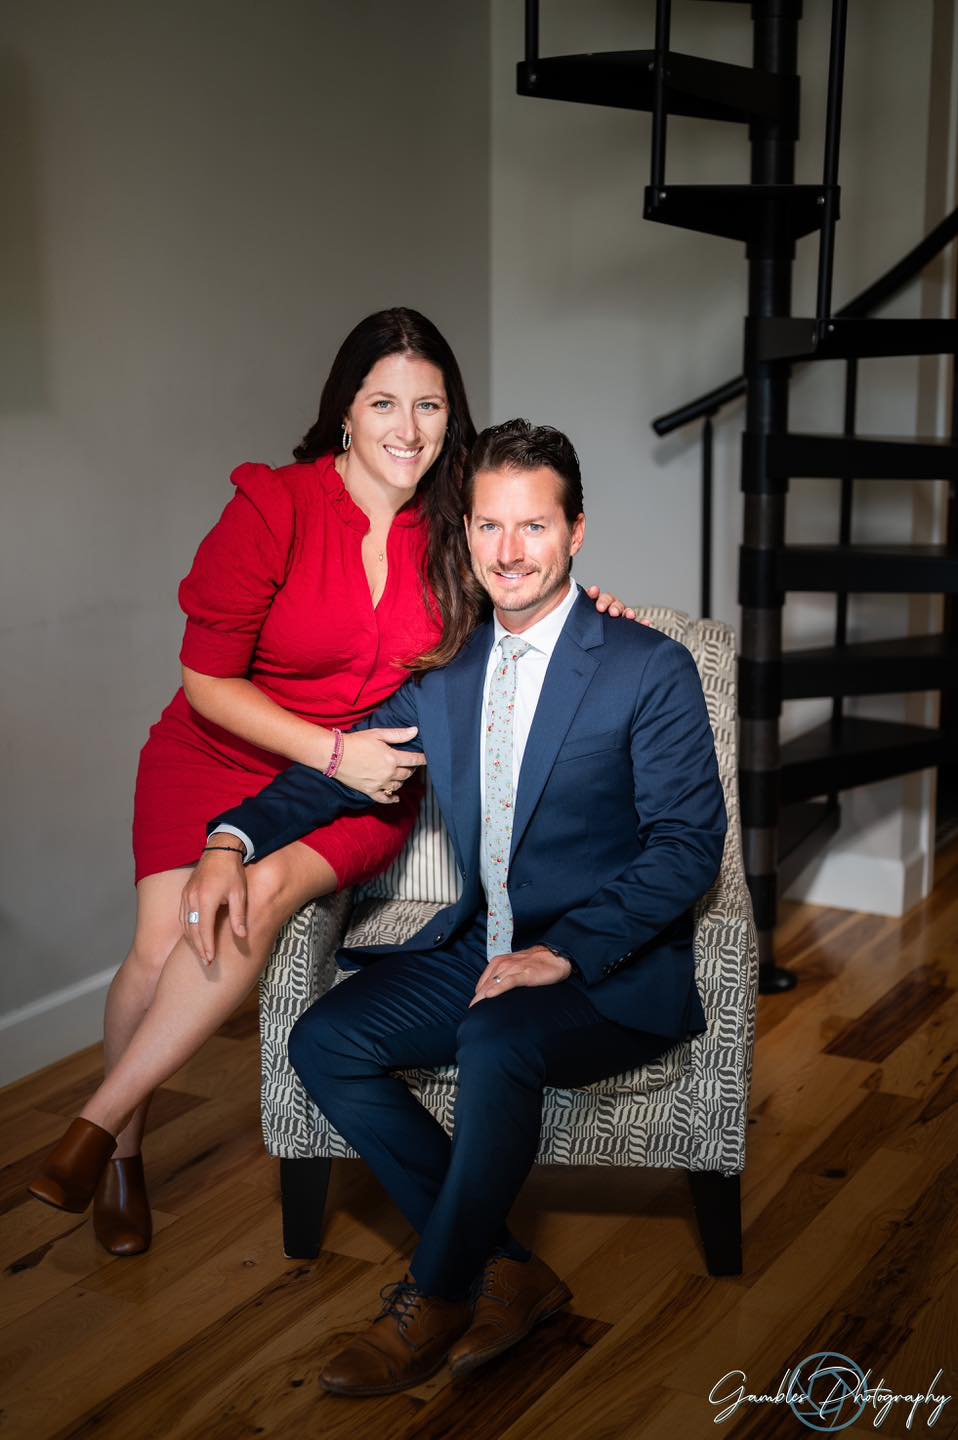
259 889 353 1157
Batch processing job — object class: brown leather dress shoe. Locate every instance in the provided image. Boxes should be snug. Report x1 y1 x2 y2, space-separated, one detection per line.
28 1118 117 1213
320 1279 472 1397
448 1251 572 1378
93 1155 152 1256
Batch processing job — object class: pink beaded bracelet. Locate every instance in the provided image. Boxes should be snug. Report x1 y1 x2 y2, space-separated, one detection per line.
324 727 344 779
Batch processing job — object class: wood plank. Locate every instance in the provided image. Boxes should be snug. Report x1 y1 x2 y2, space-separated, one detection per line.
45 1250 379 1440
0 1183 288 1436
878 988 958 1099
0 842 953 1440
742 1087 917 1278
1 1188 177 1330
824 963 954 1064
670 1145 954 1402
496 1272 739 1440
742 1051 882 1225
0 1047 101 1123
399 1313 611 1440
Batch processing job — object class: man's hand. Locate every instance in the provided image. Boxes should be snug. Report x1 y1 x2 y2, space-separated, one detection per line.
469 946 573 1006
180 849 248 965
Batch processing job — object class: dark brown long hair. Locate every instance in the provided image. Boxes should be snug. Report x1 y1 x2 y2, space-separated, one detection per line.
294 307 484 671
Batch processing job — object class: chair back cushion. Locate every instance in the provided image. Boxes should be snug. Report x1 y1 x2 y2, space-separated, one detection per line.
357 776 461 904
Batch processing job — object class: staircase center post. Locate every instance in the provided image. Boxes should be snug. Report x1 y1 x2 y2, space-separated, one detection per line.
740 0 803 989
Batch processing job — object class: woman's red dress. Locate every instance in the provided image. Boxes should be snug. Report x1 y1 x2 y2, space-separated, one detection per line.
132 454 442 886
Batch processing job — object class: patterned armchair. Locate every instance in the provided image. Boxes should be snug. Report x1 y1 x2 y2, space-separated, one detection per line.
260 609 758 1277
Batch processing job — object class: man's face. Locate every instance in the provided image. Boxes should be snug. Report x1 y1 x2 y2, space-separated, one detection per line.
465 465 585 629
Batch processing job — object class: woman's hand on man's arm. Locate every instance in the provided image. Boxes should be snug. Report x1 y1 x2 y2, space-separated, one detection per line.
336 728 427 802
181 667 425 803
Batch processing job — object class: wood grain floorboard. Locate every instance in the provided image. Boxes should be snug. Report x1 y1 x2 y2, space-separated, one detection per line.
1 844 956 1439
825 962 954 1063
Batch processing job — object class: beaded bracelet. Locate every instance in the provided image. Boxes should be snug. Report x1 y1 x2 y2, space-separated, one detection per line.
325 726 344 779
203 845 245 855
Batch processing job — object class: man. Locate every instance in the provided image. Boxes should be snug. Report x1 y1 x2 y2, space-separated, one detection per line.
186 419 727 1396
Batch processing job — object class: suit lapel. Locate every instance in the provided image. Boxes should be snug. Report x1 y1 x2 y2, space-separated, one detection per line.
510 593 603 858
441 621 495 871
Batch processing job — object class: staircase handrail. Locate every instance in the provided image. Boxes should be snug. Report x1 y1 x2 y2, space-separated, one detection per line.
651 204 958 437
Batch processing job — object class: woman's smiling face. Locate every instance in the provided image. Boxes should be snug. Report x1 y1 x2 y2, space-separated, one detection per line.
343 353 448 498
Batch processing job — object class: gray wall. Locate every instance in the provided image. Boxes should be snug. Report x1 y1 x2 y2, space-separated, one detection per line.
0 1 491 1074
1 0 950 1079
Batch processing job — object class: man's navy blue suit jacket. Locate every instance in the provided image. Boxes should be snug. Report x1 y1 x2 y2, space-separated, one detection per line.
213 591 728 1042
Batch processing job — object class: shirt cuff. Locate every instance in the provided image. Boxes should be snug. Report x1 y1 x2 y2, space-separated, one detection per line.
208 823 255 862
542 943 580 978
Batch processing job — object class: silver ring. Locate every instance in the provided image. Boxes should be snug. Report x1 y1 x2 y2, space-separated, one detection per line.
494 975 503 984
188 910 200 925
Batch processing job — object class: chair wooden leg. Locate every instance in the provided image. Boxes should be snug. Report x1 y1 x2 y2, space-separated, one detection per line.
280 1156 331 1260
687 1170 742 1276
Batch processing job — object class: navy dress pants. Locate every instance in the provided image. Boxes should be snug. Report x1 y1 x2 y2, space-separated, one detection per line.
287 924 674 1299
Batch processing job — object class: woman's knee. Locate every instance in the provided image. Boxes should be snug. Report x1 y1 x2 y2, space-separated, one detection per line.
245 850 326 937
121 933 178 990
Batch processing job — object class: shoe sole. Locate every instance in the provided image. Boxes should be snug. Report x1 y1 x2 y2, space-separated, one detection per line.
319 1351 451 1398
27 1184 89 1214
447 1282 574 1379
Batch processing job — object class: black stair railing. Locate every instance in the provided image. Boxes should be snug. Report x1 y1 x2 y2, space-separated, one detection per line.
517 2 957 988
653 205 958 441
651 204 958 632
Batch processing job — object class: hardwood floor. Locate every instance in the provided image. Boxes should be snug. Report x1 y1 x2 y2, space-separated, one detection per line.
1 847 956 1439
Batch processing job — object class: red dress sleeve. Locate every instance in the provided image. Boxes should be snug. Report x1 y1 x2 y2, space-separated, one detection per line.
178 463 296 678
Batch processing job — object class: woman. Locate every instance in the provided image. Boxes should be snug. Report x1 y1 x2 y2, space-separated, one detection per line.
29 308 633 1252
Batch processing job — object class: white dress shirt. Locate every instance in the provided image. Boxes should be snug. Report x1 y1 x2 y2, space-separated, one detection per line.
213 579 581 864
478 578 580 895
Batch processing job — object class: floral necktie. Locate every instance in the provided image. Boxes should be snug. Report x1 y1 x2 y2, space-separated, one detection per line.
483 636 531 962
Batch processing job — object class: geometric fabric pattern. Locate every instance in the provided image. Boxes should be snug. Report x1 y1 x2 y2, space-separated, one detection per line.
260 609 759 1179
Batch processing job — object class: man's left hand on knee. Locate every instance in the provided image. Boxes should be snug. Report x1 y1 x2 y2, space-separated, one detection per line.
469 947 573 1007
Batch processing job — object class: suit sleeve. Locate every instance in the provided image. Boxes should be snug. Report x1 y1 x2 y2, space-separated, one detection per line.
539 639 727 985
207 680 424 863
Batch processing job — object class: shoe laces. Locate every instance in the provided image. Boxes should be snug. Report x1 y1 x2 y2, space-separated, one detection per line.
472 1250 513 1305
376 1280 425 1330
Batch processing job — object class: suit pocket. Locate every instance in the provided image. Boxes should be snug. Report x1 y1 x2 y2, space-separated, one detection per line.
553 728 621 763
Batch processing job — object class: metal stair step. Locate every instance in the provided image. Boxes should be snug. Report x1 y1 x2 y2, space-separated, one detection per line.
749 316 958 363
760 432 958 481
516 51 795 126
780 717 946 804
776 544 958 595
781 634 958 699
778 800 841 891
643 185 833 243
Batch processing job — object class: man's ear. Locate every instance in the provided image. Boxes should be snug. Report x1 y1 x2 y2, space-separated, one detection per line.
463 511 473 554
570 513 586 556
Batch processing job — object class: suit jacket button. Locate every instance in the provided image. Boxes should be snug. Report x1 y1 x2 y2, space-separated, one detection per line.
434 933 444 943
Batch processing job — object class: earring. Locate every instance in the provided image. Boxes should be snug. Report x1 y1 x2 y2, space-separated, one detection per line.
341 425 352 451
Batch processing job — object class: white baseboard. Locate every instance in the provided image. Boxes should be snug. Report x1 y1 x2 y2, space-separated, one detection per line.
0 967 115 1088
784 846 929 918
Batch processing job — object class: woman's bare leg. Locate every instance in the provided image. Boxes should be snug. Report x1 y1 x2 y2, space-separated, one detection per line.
79 844 337 1139
103 870 191 1158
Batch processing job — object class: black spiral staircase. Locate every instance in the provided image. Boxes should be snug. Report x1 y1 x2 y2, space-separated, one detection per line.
518 0 958 990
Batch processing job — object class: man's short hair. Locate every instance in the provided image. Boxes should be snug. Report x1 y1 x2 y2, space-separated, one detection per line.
464 419 584 523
